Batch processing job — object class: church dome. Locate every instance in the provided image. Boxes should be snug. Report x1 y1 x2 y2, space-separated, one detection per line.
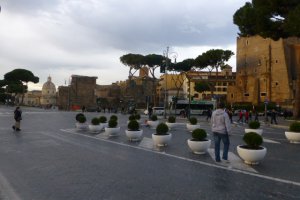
42 76 56 95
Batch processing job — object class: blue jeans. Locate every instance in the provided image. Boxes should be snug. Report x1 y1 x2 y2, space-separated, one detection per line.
213 132 230 162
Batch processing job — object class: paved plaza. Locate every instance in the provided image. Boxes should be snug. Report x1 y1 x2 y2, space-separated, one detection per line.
0 105 300 200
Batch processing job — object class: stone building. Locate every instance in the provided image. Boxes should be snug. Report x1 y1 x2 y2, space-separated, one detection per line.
227 35 300 116
57 75 97 110
21 90 42 106
41 76 56 107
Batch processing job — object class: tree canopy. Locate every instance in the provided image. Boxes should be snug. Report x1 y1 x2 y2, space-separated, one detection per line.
0 69 39 103
195 49 234 75
233 0 300 40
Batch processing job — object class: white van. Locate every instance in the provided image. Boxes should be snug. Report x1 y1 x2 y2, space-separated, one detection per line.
144 107 165 115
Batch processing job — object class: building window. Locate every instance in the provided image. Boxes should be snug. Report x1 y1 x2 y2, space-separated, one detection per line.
231 94 234 99
246 40 249 45
223 88 227 92
244 93 249 97
194 94 199 98
275 82 279 86
275 60 278 63
261 92 266 96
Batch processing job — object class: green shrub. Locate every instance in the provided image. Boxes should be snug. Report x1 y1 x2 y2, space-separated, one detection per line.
168 116 176 123
248 121 260 129
127 120 140 131
77 115 86 123
243 132 263 149
76 113 85 122
99 116 107 123
135 114 141 120
110 115 118 121
108 119 118 128
128 115 136 121
289 122 300 132
156 123 169 135
192 129 207 141
189 117 197 125
91 117 100 125
151 114 158 121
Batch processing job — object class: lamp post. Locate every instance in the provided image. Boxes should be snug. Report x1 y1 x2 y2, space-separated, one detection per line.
163 46 177 119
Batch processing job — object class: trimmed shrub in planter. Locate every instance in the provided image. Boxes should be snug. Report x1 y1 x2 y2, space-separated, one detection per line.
191 129 207 141
110 115 118 122
156 123 169 135
237 132 267 165
99 116 107 123
152 123 171 146
285 121 300 143
151 115 158 121
168 116 176 123
289 122 300 132
77 115 86 123
105 119 120 136
186 117 200 132
128 115 136 121
128 120 139 131
189 117 197 125
76 113 85 122
243 132 263 149
126 120 143 141
187 128 211 154
89 117 102 132
135 114 141 120
108 119 118 128
248 121 260 129
245 121 263 135
91 117 100 125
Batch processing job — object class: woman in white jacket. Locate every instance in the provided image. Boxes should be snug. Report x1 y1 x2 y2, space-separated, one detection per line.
211 102 231 163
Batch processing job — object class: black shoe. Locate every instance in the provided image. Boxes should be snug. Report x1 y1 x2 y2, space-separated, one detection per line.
12 126 15 130
16 128 21 131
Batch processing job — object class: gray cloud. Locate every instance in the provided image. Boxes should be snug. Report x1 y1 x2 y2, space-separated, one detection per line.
0 0 247 88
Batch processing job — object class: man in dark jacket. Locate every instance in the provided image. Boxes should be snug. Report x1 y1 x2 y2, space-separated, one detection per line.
12 106 22 131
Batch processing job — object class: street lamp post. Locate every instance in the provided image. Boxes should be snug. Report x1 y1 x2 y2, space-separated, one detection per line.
163 47 177 119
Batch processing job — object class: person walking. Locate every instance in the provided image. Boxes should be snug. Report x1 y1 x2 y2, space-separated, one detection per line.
12 106 22 131
270 109 278 124
206 108 212 121
211 102 231 163
237 110 243 123
244 110 249 123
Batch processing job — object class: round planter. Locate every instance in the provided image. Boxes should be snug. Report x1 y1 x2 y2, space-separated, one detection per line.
285 131 300 143
101 122 108 129
88 124 103 133
76 122 88 130
166 122 177 130
187 139 211 154
245 128 263 135
186 124 200 132
147 120 159 129
152 133 172 147
125 130 143 141
237 145 267 165
105 127 120 136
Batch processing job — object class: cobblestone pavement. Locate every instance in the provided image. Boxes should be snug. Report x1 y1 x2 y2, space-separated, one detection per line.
0 106 300 200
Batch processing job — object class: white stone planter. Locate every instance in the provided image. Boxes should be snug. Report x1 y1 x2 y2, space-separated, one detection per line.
101 122 108 129
152 133 172 147
88 124 103 133
105 127 120 136
285 131 300 143
237 145 267 165
187 139 211 154
245 128 263 135
147 120 159 129
166 122 177 130
125 130 143 141
76 122 88 130
186 124 200 132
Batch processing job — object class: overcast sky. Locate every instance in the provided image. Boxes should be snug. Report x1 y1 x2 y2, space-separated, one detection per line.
0 0 248 90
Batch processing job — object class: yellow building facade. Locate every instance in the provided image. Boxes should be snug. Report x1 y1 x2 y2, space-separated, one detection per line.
227 36 300 116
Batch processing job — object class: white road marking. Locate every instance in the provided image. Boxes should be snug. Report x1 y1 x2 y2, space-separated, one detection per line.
0 170 22 200
263 138 281 144
207 148 257 173
59 128 300 187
